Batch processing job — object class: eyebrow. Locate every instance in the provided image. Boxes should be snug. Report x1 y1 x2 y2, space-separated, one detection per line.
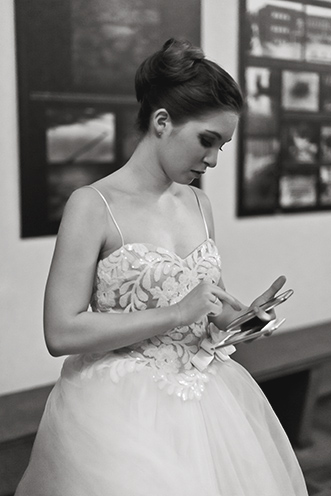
205 130 222 139
205 130 232 143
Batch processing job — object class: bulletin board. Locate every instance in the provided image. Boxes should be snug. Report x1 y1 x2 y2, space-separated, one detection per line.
238 0 331 216
14 0 201 237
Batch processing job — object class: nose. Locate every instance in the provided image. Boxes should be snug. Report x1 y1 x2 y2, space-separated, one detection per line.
203 150 218 168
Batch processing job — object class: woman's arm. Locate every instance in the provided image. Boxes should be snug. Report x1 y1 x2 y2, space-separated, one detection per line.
44 188 184 357
44 188 240 357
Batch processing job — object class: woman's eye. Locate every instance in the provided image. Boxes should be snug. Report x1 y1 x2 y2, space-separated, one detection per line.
199 136 212 147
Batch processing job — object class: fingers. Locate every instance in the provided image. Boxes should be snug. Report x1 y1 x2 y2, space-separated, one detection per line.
252 305 272 322
269 275 286 294
212 286 242 311
251 275 286 307
264 275 286 300
207 299 224 317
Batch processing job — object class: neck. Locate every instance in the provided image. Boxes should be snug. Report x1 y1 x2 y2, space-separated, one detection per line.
122 137 175 197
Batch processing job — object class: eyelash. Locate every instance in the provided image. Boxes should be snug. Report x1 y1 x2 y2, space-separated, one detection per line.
199 136 223 152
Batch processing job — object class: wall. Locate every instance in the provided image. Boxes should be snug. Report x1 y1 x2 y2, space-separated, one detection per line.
0 0 330 395
0 1 61 395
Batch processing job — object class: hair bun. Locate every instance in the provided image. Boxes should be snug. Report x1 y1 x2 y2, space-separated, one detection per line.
135 38 205 103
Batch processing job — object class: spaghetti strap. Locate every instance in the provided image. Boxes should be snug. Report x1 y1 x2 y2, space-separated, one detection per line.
189 186 209 239
85 185 125 246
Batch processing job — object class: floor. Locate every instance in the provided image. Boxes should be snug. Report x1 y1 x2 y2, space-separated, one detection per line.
295 394 331 496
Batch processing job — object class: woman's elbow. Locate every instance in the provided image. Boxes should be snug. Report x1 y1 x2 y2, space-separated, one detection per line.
44 321 70 357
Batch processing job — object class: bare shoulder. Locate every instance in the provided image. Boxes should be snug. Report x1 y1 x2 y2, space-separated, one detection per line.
61 186 107 229
54 186 110 259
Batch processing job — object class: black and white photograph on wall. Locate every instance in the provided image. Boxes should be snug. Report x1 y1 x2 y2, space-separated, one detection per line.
46 106 116 222
305 4 331 64
281 122 319 164
321 73 331 112
320 126 331 163
71 0 160 94
281 70 319 112
320 166 331 205
15 0 201 237
280 174 317 207
242 138 279 211
245 66 278 134
239 0 331 216
244 0 305 60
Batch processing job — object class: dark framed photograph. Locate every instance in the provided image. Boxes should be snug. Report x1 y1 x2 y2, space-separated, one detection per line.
238 0 331 216
20 97 140 237
281 70 319 111
305 4 331 64
244 0 305 61
281 121 319 164
241 138 279 212
279 174 317 208
320 126 331 162
45 105 117 223
321 74 331 112
320 166 331 205
15 0 201 237
245 66 278 134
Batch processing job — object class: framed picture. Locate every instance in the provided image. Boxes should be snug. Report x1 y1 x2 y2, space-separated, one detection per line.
321 74 331 112
238 0 331 216
320 166 331 204
241 138 279 212
281 121 319 164
281 71 319 112
245 66 279 134
279 174 317 207
15 0 201 237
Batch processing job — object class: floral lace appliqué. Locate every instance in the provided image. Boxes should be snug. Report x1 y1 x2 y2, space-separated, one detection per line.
83 240 230 401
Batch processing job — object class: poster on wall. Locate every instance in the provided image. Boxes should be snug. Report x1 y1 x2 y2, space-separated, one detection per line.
238 0 331 216
15 0 201 237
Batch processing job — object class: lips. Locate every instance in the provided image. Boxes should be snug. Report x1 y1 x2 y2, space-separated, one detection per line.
191 170 205 175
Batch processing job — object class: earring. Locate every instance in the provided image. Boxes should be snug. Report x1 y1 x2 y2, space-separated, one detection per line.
158 131 162 137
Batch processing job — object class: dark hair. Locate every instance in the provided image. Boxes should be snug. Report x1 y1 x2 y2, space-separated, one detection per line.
135 38 243 134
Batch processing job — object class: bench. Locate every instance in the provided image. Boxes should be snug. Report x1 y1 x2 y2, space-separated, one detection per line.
0 321 330 495
233 320 331 448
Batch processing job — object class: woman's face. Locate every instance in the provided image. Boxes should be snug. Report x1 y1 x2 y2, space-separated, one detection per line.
157 109 239 184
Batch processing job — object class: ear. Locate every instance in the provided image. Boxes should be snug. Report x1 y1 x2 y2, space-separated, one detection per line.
152 108 171 137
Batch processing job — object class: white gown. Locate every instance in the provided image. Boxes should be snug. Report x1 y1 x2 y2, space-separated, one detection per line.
15 188 308 496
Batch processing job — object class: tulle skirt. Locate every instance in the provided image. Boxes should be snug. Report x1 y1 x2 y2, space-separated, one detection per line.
15 355 308 496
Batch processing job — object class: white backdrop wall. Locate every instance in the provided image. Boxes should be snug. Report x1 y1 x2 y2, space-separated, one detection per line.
0 0 330 395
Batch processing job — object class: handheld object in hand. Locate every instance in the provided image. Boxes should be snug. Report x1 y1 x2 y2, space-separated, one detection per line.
226 289 293 332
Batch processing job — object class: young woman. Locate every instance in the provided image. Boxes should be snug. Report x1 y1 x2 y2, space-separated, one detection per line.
15 39 308 495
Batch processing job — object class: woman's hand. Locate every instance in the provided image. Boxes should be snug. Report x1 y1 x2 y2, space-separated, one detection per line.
248 275 286 322
208 275 287 332
176 281 242 327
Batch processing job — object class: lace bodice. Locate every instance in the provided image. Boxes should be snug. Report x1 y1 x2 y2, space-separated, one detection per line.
71 186 233 401
91 239 221 313
75 239 226 401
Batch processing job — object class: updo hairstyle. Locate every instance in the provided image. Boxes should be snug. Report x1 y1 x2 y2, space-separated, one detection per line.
135 38 243 134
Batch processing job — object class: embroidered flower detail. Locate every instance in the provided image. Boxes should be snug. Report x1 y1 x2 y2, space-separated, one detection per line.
86 239 226 400
143 344 181 374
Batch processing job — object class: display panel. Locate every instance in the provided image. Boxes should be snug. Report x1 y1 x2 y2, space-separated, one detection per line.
238 0 331 216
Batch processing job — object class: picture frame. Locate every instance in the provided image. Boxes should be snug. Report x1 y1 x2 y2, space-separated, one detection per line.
15 0 201 237
238 0 331 216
